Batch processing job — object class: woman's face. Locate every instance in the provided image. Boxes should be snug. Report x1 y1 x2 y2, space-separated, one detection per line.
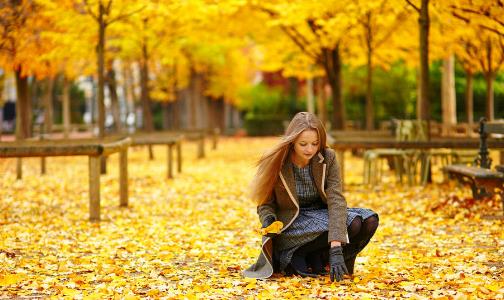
292 129 319 164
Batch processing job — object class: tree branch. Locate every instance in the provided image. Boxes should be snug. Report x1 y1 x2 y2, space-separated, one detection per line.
254 5 319 60
374 8 410 49
479 24 504 37
82 0 99 21
280 26 319 61
106 5 146 26
405 0 420 13
451 5 504 28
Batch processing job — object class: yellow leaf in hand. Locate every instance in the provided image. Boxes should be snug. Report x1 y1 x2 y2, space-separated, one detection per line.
259 221 284 235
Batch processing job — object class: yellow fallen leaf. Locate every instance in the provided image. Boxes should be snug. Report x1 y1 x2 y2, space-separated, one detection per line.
0 274 24 286
258 221 284 235
486 284 499 292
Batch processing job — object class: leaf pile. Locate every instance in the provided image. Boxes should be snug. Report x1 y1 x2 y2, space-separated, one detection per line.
1 138 503 299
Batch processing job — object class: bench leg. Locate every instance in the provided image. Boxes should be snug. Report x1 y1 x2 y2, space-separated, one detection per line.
167 144 173 179
119 149 128 207
16 158 22 180
89 156 101 221
198 137 205 159
177 141 182 173
393 156 402 183
420 153 431 186
212 131 218 150
363 153 370 185
148 145 154 161
41 157 46 175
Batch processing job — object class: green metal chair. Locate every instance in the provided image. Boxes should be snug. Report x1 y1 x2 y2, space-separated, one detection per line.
363 120 428 185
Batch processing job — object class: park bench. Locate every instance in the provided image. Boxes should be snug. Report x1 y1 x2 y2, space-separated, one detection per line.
179 128 220 158
132 128 220 159
443 118 504 207
128 132 183 178
0 137 131 221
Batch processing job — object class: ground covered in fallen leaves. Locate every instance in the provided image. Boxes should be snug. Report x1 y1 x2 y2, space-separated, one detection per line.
1 137 503 299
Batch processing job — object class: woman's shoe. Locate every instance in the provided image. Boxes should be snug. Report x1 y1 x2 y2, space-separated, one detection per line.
295 268 319 278
290 255 318 278
344 256 356 275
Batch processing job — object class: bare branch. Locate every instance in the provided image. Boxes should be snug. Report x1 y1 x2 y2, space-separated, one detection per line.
451 5 504 28
83 0 99 21
254 5 319 60
280 26 319 61
451 11 470 23
105 0 113 14
106 5 146 26
405 0 420 13
479 24 504 37
374 7 410 48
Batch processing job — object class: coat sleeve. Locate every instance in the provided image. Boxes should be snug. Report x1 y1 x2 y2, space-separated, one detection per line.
324 149 349 243
257 191 277 225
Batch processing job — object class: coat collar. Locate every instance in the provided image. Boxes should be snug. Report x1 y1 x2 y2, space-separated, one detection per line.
281 150 326 203
281 157 298 204
311 151 325 198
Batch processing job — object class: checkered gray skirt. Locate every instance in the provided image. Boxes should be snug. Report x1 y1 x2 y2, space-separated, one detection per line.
274 207 377 271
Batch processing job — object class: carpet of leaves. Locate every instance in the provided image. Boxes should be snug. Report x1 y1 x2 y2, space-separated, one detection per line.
1 137 503 299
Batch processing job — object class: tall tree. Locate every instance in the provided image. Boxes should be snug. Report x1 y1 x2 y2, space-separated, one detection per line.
71 0 144 138
406 0 431 124
347 0 412 130
449 1 504 120
0 1 53 140
247 1 358 129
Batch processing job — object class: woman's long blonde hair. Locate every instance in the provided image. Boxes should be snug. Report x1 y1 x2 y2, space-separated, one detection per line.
250 112 328 205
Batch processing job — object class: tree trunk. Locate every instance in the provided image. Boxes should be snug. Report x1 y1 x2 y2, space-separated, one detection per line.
288 77 298 114
43 76 54 135
365 12 374 131
97 3 106 139
62 76 71 138
122 62 136 130
224 100 231 130
140 45 154 159
107 60 122 133
465 70 474 125
162 101 170 129
15 68 30 140
316 77 327 128
485 74 495 121
188 68 198 129
418 0 430 123
207 98 215 129
484 37 495 121
0 73 4 141
140 54 154 132
441 55 456 135
306 76 315 114
174 96 181 130
321 46 344 129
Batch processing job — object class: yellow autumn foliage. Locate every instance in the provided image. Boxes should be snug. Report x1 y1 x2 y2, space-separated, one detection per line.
259 221 284 236
0 138 503 299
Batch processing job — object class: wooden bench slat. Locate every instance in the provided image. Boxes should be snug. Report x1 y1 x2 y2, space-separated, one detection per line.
444 165 504 179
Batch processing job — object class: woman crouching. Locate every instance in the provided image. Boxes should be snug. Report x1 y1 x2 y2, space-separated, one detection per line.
243 112 379 282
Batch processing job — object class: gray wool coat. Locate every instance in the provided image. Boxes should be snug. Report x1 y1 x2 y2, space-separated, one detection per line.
243 148 349 279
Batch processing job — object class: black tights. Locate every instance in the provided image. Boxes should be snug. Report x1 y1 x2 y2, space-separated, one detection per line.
290 215 379 274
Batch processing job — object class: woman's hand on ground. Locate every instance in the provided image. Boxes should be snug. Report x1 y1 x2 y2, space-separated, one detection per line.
329 246 348 282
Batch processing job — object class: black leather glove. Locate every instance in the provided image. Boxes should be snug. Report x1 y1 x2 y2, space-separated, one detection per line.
329 246 348 282
261 215 277 238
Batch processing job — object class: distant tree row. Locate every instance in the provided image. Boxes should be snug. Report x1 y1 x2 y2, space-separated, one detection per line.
0 0 503 140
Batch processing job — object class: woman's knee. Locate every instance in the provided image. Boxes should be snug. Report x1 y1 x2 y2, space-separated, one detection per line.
364 215 379 233
347 217 362 239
